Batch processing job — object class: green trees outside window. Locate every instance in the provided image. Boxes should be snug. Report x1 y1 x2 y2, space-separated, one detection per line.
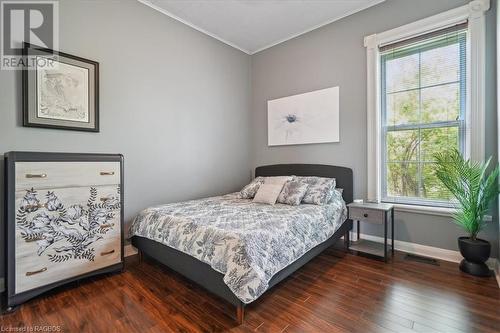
381 29 467 206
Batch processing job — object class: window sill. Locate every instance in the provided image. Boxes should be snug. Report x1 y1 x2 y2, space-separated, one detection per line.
391 203 457 217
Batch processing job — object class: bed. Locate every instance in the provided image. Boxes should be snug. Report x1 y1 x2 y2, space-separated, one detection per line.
130 164 353 323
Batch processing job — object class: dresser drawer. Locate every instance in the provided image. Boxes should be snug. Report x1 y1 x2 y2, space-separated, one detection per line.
14 185 122 293
348 207 385 224
15 162 120 191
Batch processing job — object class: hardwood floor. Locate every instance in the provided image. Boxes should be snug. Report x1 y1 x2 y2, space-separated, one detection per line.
1 248 499 332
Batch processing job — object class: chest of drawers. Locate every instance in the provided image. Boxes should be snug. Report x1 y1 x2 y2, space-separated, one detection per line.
4 152 124 310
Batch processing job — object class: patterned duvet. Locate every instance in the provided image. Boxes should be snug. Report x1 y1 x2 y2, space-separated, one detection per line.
129 193 347 304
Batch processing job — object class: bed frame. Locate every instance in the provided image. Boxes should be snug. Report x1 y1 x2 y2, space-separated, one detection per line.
131 164 353 324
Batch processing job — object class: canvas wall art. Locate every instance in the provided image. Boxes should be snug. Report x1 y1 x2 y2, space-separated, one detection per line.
23 43 99 132
267 86 340 146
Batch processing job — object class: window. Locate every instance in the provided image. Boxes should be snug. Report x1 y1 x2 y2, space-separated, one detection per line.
365 1 489 213
380 25 467 207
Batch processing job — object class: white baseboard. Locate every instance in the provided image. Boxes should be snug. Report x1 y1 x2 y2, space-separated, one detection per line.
495 259 500 288
351 231 499 283
487 258 498 276
351 231 464 262
125 244 138 257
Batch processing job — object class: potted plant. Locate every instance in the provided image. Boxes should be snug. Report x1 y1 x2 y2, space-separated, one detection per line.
434 149 499 277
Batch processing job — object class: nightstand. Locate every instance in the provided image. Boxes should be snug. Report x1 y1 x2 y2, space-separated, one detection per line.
347 202 394 262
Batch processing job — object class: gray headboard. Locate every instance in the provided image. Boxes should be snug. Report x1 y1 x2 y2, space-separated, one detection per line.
255 164 353 204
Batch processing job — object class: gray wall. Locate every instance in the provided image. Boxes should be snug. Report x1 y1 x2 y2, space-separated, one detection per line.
0 1 251 284
0 0 498 291
497 0 500 265
251 0 499 256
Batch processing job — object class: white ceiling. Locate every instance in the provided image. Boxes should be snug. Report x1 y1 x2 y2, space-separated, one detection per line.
138 0 385 54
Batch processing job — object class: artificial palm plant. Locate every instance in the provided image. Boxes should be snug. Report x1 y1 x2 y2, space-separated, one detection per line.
434 149 499 239
434 149 499 276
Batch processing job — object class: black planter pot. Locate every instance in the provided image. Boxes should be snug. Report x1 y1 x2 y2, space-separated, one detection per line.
458 237 491 277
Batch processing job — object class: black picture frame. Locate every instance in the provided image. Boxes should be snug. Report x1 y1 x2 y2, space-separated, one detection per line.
22 42 99 132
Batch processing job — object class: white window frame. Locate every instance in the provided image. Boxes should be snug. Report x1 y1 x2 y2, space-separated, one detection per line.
365 0 490 215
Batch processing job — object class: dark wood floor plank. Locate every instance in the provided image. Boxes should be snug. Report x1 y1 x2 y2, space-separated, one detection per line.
1 249 498 333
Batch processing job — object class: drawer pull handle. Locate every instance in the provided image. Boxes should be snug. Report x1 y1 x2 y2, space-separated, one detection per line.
26 173 47 178
100 197 110 202
25 203 47 210
100 171 115 176
363 213 368 218
100 223 114 229
101 249 115 256
26 267 47 276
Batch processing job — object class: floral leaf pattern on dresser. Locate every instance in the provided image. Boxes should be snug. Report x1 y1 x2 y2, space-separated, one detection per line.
16 187 120 263
130 193 347 304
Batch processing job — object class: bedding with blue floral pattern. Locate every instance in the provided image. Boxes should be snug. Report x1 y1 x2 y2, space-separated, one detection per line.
129 193 347 304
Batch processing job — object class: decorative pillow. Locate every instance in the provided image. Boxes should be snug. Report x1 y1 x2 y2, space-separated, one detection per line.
253 183 284 205
263 176 293 185
277 180 309 205
239 177 265 199
298 176 336 205
328 188 344 203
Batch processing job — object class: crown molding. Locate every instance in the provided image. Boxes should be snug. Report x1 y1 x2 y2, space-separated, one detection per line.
251 0 385 55
138 0 385 55
137 0 252 55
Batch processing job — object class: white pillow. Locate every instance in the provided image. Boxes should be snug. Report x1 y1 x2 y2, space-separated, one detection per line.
253 183 284 205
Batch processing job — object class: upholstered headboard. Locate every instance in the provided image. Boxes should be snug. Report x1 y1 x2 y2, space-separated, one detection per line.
255 164 353 204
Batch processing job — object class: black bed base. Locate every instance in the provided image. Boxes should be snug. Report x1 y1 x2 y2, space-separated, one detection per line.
131 219 351 323
131 163 354 324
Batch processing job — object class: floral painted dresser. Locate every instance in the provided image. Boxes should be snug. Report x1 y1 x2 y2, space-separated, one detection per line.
4 152 124 311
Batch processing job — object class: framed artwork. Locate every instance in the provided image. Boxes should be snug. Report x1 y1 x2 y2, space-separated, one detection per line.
267 86 340 146
23 42 99 132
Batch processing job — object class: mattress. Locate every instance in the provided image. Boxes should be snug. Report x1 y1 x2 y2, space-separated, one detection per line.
129 193 347 303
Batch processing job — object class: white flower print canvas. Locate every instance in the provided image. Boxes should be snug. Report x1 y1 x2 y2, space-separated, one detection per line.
267 86 340 146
